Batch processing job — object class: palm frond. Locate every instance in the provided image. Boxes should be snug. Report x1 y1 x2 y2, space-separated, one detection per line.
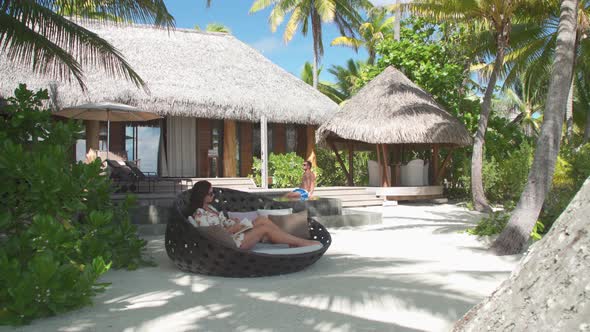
1 1 147 90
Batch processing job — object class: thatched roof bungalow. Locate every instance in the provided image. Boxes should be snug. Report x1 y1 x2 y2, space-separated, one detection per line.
317 66 472 189
0 22 338 179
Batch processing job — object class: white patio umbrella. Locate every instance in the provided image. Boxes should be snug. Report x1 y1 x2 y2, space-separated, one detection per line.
54 102 161 158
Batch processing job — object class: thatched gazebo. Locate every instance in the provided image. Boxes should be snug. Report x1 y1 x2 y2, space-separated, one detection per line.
317 66 471 198
0 21 338 186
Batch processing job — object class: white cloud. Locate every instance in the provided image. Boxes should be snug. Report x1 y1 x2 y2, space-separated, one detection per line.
249 37 284 54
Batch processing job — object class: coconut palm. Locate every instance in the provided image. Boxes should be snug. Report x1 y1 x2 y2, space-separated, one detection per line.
491 0 579 255
301 61 347 104
496 0 590 143
499 76 543 137
250 0 370 89
330 7 394 65
396 0 549 212
328 58 364 99
0 0 174 90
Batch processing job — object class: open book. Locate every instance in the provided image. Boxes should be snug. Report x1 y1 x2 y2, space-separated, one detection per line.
233 218 253 236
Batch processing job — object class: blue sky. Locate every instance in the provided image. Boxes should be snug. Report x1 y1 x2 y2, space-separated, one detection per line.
164 0 370 82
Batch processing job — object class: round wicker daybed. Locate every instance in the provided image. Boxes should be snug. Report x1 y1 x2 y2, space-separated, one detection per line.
165 187 332 277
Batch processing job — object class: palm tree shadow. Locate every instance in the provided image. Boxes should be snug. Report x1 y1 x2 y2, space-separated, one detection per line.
19 241 514 332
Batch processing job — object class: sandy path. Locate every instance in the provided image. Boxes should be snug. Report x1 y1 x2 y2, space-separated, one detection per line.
4 203 521 332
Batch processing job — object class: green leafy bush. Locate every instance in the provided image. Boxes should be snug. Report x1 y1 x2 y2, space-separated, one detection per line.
466 212 544 242
316 148 369 186
539 143 590 231
466 212 509 236
250 152 322 188
0 85 149 325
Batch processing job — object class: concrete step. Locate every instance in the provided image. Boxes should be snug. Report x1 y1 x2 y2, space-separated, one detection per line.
341 200 384 208
316 194 380 201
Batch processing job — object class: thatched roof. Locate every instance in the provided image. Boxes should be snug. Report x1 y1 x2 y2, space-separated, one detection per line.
0 22 337 125
317 66 472 147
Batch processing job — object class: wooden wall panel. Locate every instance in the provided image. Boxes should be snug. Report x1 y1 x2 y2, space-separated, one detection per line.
306 125 317 167
108 122 126 156
240 122 253 176
273 123 286 154
296 125 307 159
223 120 237 177
197 119 210 177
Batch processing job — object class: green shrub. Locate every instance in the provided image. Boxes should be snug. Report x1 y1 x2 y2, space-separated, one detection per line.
539 143 590 231
466 212 510 236
250 152 322 188
466 212 545 242
0 85 149 325
316 148 369 186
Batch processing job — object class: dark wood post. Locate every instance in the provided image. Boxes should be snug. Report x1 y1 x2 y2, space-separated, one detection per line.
347 142 354 186
432 144 440 185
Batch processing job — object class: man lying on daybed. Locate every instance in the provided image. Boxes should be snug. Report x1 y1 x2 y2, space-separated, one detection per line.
188 180 321 250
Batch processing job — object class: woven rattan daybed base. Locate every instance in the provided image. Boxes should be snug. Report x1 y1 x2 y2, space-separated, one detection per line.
165 187 332 277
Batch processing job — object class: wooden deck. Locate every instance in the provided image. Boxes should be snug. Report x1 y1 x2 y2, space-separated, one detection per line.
112 178 442 209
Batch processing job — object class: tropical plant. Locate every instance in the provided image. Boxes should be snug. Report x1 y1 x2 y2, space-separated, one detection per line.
250 152 323 188
396 0 549 213
0 0 174 90
195 23 232 33
492 0 580 255
355 18 472 121
328 58 364 100
331 7 395 65
249 0 369 88
496 76 543 137
300 61 347 104
0 85 150 324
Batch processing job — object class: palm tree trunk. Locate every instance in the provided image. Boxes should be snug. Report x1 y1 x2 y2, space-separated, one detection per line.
491 0 579 256
471 34 507 213
311 8 321 90
565 77 574 143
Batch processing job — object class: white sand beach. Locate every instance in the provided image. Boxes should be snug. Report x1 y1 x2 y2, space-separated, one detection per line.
4 203 522 332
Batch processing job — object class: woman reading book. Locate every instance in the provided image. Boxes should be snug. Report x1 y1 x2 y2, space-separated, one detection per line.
189 180 320 250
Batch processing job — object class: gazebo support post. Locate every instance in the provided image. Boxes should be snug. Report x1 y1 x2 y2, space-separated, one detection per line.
347 143 354 186
435 148 454 185
328 140 351 182
381 144 391 187
432 144 440 185
261 116 268 189
392 144 401 186
376 144 383 184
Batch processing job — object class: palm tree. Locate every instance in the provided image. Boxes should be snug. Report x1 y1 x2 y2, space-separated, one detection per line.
250 0 369 89
0 0 174 90
497 0 590 143
195 23 232 33
328 58 364 99
301 61 347 104
330 7 394 65
398 0 548 212
499 76 543 137
491 0 579 255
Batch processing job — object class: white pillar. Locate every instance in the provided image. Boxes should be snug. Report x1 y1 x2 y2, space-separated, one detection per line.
261 116 268 189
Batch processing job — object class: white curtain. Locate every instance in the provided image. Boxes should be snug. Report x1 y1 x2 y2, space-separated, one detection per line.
166 116 197 177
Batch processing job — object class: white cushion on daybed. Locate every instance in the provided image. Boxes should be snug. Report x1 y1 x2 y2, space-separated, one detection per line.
251 243 323 255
